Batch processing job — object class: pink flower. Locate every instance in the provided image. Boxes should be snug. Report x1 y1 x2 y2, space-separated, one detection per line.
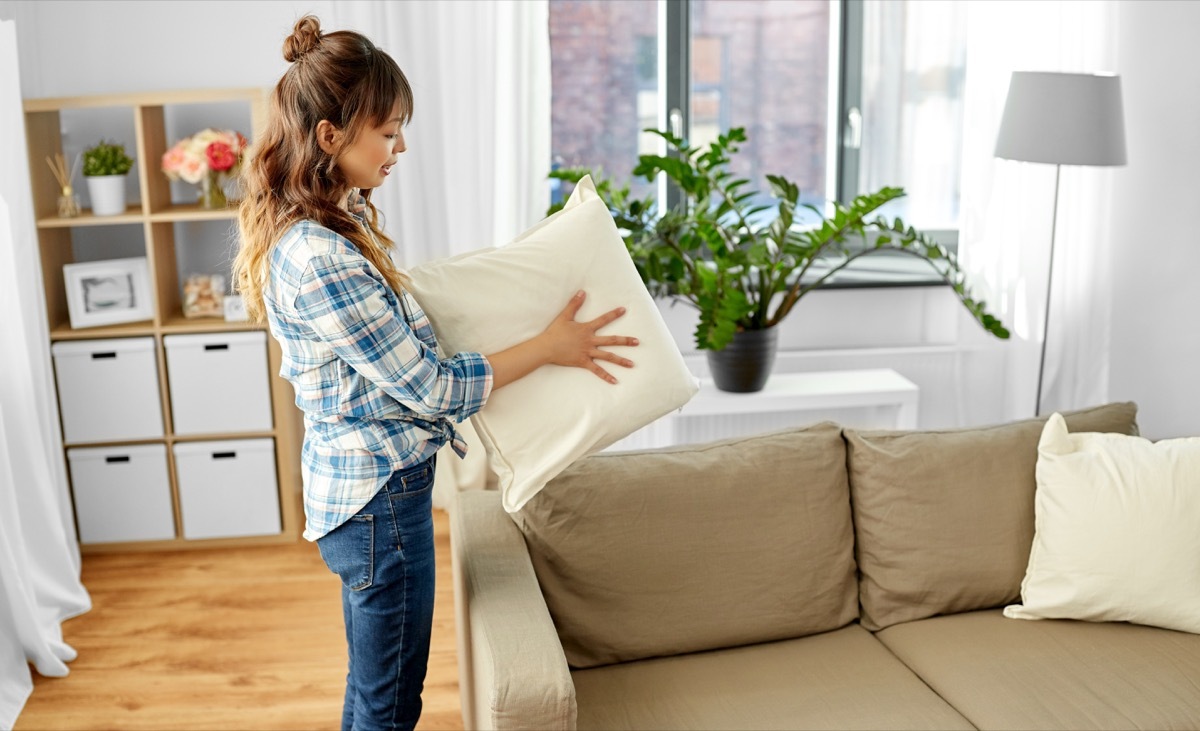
206 141 237 172
178 156 205 185
161 144 186 180
161 128 247 185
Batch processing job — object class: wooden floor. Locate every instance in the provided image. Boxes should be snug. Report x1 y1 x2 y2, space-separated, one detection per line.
16 509 465 731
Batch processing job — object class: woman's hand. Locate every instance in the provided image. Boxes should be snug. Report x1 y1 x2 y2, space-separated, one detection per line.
485 290 639 390
540 290 638 384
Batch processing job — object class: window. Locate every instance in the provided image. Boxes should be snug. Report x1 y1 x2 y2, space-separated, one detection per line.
549 0 966 257
548 1 660 204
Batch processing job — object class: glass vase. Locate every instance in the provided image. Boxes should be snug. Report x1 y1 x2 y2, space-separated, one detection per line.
199 172 227 210
57 190 81 218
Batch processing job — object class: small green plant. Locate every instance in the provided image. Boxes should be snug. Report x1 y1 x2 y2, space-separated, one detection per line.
550 127 1010 351
81 140 134 177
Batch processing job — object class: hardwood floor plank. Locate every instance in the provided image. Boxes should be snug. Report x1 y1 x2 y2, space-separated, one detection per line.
16 509 466 731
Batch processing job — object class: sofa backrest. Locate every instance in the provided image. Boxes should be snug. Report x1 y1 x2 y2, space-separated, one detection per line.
845 402 1139 631
516 422 857 668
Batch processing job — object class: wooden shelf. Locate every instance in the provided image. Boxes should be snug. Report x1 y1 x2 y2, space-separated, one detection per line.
50 319 155 341
37 202 243 228
62 431 278 451
159 314 263 333
62 436 167 450
23 87 266 113
37 204 144 228
148 202 240 223
80 530 293 555
168 430 278 444
27 88 302 553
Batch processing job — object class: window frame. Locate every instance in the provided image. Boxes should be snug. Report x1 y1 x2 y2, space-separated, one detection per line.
653 0 957 286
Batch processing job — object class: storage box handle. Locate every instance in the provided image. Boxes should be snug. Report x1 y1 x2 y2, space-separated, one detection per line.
212 451 237 460
104 455 130 464
91 352 117 360
204 344 229 351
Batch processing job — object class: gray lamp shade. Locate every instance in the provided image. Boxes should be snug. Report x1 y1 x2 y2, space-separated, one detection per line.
995 71 1127 166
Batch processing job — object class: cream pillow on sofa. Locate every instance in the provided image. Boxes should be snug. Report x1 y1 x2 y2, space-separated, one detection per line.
1004 413 1200 633
406 176 698 513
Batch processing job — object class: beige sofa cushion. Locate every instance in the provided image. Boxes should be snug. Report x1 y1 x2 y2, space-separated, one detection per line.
846 402 1138 631
572 624 973 731
516 423 857 668
876 609 1200 730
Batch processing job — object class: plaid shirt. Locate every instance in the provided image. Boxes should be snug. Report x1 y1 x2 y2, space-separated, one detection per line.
265 217 493 541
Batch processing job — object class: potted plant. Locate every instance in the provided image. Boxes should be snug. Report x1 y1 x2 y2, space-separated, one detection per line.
82 140 134 216
550 127 1010 392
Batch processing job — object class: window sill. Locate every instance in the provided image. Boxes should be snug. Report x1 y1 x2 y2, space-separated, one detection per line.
797 251 950 290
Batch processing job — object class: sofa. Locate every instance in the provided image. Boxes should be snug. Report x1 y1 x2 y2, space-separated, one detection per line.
450 402 1200 730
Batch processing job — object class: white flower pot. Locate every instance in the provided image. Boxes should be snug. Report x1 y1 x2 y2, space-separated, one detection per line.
86 174 127 216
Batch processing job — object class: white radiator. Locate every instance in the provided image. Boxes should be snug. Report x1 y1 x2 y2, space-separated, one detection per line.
605 344 1008 453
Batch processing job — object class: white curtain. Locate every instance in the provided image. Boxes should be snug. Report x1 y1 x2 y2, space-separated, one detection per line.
330 0 550 261
0 19 92 729
957 0 1119 420
329 1 551 508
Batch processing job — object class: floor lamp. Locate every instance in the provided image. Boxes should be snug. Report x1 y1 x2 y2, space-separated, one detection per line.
994 71 1127 416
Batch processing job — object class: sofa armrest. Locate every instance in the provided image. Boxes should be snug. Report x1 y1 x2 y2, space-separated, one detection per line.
450 490 577 731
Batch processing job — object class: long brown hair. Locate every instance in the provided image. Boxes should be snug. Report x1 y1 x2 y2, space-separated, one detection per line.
233 15 413 322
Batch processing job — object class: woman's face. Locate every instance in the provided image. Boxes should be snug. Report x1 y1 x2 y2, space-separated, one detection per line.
334 99 406 193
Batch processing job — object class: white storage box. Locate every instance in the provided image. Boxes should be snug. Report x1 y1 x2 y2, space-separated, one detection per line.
164 331 273 435
67 444 175 544
173 438 281 539
52 337 164 443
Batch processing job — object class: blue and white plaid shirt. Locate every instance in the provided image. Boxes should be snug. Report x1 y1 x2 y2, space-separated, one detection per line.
264 218 493 541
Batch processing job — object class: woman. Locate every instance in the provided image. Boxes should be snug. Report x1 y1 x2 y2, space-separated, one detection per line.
232 15 637 730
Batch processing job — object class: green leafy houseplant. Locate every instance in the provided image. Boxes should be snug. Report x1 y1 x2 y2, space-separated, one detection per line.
549 128 1010 391
550 128 1010 357
81 140 134 177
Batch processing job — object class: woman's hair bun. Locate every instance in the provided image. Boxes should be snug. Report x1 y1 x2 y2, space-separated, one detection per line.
283 15 322 63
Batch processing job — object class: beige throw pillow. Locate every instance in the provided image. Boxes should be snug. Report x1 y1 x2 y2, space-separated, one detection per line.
845 402 1138 631
406 177 698 513
517 423 859 668
1004 413 1200 633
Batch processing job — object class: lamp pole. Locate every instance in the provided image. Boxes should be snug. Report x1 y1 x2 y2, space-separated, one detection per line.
1035 163 1062 417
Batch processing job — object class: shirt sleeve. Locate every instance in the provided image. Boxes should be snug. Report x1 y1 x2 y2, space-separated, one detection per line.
292 253 493 423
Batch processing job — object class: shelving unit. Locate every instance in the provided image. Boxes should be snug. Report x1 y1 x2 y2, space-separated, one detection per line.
24 88 304 553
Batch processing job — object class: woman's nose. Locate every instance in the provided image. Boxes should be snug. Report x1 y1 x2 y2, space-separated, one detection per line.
394 131 407 154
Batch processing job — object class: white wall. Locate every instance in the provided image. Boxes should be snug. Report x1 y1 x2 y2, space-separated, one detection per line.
0 1 325 96
1109 0 1200 439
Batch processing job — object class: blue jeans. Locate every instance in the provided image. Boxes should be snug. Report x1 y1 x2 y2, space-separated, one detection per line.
316 457 437 731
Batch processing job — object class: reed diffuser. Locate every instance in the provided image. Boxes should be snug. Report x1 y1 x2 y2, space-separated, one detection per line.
46 152 81 218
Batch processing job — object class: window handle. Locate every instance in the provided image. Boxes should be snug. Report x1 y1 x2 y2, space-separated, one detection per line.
669 108 684 139
845 106 862 149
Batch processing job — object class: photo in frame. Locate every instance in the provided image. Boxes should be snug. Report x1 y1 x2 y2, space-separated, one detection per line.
62 256 153 329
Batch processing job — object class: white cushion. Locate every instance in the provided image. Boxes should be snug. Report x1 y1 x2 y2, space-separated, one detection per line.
1004 412 1200 633
406 176 698 512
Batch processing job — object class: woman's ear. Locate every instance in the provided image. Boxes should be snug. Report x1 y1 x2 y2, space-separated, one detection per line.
315 120 343 155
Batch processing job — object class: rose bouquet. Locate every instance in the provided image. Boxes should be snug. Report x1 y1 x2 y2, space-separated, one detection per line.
161 128 249 209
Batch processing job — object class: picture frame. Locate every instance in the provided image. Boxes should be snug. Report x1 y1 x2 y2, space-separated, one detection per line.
63 256 154 329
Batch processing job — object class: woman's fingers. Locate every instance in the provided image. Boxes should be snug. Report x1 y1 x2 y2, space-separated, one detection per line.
557 290 587 322
587 362 618 384
594 335 639 347
586 306 626 329
590 350 634 368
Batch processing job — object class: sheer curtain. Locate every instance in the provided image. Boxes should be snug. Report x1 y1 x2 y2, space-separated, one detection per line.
958 0 1119 420
0 20 91 729
329 1 551 508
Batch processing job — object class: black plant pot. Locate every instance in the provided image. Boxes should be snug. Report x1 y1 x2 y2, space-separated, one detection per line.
706 327 779 393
